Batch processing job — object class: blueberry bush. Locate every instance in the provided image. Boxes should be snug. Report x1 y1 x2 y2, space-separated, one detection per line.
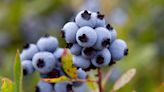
0 10 135 92
0 0 163 92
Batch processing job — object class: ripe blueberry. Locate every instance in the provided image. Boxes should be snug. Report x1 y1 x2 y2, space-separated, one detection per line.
54 48 64 60
73 84 89 92
93 27 111 50
109 39 128 61
62 22 79 43
92 12 105 27
75 10 95 28
37 34 58 52
91 48 111 67
53 48 64 67
73 55 91 69
32 52 56 74
106 24 117 42
81 47 96 59
20 43 39 61
73 68 87 87
69 43 82 55
76 26 97 47
54 82 73 92
35 80 53 92
22 60 34 76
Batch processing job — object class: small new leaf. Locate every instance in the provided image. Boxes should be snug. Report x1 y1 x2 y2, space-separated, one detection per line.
113 68 136 91
61 49 77 79
1 78 14 92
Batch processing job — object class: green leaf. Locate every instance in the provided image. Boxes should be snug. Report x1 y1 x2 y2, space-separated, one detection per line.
14 50 23 92
41 76 70 83
1 78 14 92
61 49 77 79
112 68 136 91
102 67 112 87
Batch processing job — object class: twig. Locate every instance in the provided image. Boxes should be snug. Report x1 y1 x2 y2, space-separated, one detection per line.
41 77 97 83
71 79 97 83
97 68 103 92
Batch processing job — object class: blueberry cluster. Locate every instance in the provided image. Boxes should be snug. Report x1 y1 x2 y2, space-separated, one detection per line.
20 34 87 92
62 10 128 71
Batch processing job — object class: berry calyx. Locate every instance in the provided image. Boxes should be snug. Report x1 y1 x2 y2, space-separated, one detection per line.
106 24 113 30
97 14 104 20
37 59 45 68
102 38 110 48
96 55 104 64
78 34 88 42
23 43 30 49
124 48 129 56
81 10 91 20
44 33 50 37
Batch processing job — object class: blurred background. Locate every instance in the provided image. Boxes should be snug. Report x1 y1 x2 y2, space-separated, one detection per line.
0 0 163 92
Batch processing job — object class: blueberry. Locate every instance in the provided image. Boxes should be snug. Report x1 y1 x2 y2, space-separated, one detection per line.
77 68 87 79
106 24 117 42
109 39 128 61
73 55 91 69
32 52 56 74
73 68 87 87
93 27 111 50
76 26 97 47
55 60 62 68
75 10 95 28
35 80 53 92
54 48 64 60
53 48 64 67
91 48 111 67
81 47 96 59
73 84 89 92
69 43 82 55
92 12 105 27
62 22 79 43
37 34 58 52
22 60 34 76
54 82 73 92
20 43 39 61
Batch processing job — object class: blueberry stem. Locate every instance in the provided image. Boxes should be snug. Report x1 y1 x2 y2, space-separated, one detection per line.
97 68 103 92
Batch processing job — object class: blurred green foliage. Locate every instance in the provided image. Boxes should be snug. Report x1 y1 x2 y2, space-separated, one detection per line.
0 0 163 92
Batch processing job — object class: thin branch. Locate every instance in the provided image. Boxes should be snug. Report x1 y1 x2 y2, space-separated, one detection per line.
97 68 103 92
71 79 97 83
